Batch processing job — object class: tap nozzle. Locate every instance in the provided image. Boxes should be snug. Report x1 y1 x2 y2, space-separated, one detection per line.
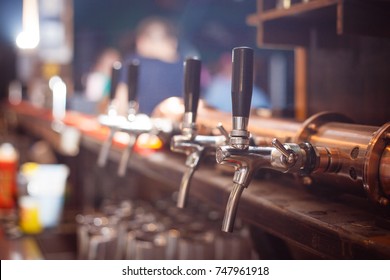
221 183 245 232
97 128 116 167
117 133 137 177
217 145 272 232
176 150 203 208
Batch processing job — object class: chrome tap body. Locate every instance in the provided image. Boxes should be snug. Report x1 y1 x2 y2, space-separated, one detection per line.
216 140 341 232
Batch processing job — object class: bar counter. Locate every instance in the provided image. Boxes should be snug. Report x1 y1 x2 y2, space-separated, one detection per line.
2 101 390 259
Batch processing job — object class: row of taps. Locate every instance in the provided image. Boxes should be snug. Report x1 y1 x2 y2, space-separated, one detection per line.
97 47 390 233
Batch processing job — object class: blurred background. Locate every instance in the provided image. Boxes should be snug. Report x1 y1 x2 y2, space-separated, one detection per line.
0 0 295 118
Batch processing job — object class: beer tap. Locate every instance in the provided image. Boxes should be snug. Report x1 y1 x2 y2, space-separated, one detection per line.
215 46 254 233
216 47 343 232
98 59 174 176
97 61 122 167
115 59 174 177
171 57 227 208
117 60 144 177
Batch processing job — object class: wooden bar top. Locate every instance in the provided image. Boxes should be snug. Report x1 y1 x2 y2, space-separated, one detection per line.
2 101 390 259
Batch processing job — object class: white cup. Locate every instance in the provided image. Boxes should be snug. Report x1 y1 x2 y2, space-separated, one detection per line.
27 164 69 227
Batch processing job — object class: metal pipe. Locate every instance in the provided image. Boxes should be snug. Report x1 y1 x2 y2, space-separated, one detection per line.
380 146 390 197
198 109 390 204
292 115 390 205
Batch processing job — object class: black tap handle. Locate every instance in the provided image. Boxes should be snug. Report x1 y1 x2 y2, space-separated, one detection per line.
183 57 201 122
109 61 122 100
231 47 254 119
127 60 139 102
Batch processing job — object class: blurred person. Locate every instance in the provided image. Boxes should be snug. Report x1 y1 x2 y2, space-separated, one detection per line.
203 52 270 113
117 16 184 115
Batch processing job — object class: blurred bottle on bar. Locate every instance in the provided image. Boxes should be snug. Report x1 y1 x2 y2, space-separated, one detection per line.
0 143 19 211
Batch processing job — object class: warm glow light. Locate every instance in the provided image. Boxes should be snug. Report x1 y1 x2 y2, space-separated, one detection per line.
16 0 40 49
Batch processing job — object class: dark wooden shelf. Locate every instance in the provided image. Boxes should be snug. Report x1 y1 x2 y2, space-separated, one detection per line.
248 0 338 23
247 0 390 47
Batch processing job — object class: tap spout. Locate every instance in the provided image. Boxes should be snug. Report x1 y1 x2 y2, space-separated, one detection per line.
217 145 273 232
217 143 310 232
98 128 116 167
177 164 198 208
117 133 137 177
222 183 245 232
172 134 226 207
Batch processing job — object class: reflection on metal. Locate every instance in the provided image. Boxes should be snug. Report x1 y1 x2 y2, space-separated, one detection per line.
364 123 390 205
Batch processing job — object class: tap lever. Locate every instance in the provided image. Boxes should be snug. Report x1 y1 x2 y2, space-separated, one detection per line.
271 138 297 165
183 57 201 126
230 47 254 148
127 60 139 103
231 47 253 123
126 60 140 119
217 123 230 139
109 61 122 101
183 58 201 115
